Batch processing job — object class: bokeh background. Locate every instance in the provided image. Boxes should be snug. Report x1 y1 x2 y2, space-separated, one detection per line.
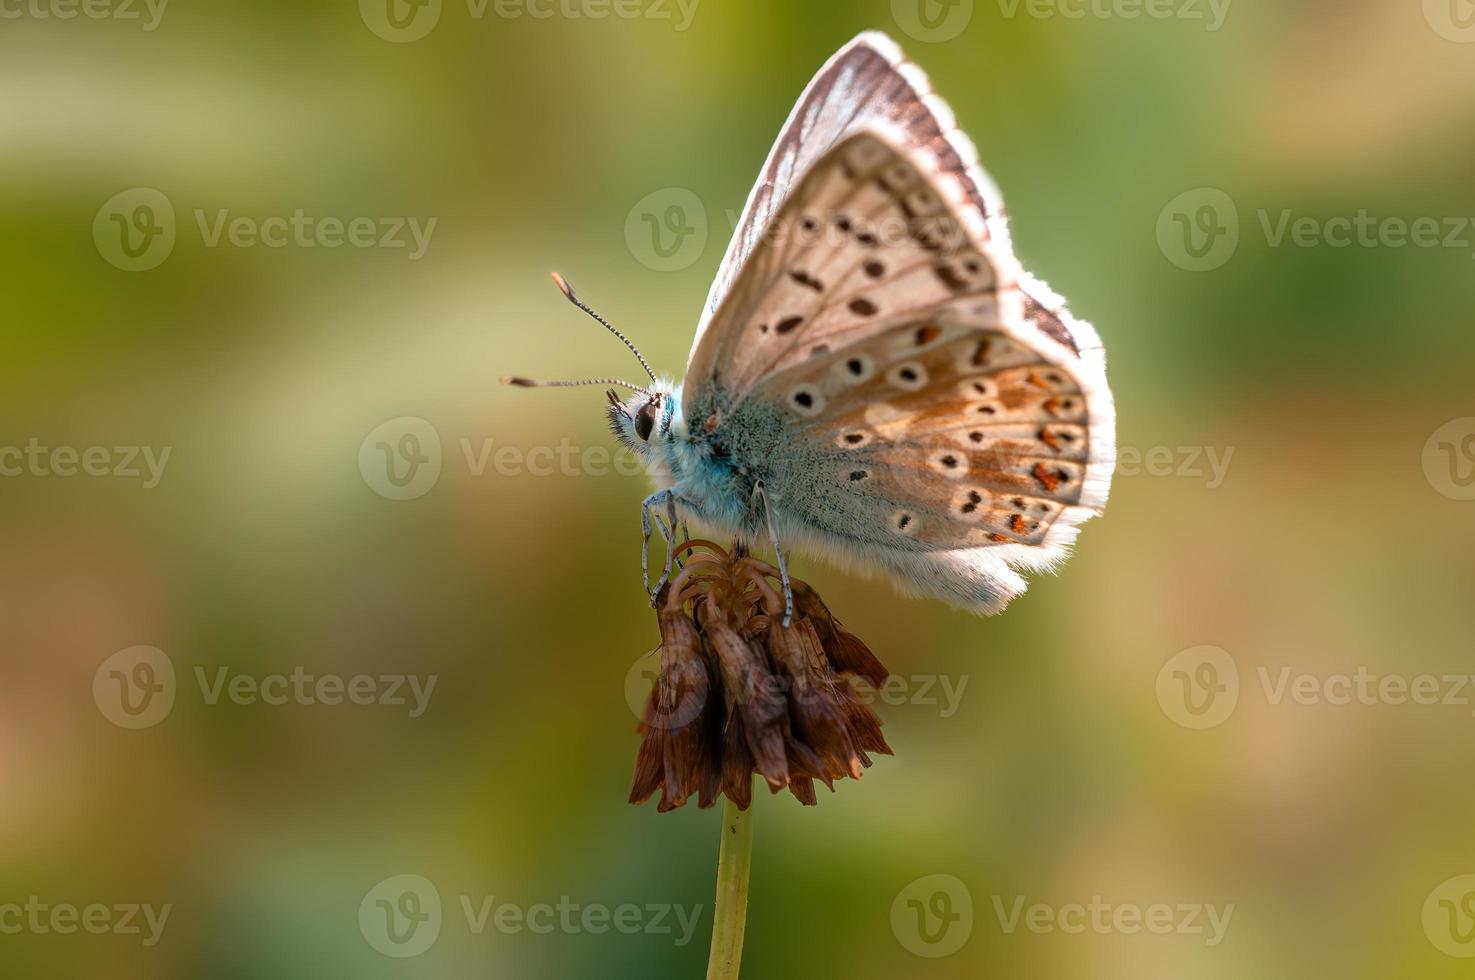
3 0 1475 977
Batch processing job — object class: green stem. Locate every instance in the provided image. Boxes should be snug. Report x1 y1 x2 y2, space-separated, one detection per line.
705 791 753 980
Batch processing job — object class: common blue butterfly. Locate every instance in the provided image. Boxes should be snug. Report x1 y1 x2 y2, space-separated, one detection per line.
506 31 1116 623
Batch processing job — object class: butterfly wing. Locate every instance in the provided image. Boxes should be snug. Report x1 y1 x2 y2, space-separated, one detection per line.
682 32 1115 614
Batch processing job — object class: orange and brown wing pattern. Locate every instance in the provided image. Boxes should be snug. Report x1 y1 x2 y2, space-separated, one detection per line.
760 317 1095 553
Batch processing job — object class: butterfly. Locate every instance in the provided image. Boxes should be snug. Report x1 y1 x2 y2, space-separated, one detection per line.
506 31 1116 624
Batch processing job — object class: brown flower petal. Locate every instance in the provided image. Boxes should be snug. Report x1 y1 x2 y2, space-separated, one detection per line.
767 617 866 782
630 599 715 811
791 579 891 687
629 540 893 811
702 609 789 792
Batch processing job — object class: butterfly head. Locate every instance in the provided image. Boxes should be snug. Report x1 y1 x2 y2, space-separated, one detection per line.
502 273 678 459
606 381 679 454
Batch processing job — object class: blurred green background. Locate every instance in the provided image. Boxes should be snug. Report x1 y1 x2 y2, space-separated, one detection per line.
3 0 1475 977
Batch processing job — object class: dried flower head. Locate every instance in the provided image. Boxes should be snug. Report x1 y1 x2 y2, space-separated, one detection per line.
630 539 893 811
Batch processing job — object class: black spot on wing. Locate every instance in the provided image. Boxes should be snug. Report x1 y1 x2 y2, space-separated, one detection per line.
789 270 823 292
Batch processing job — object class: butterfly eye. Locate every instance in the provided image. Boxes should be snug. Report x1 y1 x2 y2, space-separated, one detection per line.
634 400 659 441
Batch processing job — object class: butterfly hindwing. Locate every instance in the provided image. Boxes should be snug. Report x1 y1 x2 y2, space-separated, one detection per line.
763 317 1090 550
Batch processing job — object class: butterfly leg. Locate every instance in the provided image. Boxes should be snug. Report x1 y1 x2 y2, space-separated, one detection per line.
653 491 683 595
749 480 794 627
651 513 685 581
661 494 691 573
640 490 680 601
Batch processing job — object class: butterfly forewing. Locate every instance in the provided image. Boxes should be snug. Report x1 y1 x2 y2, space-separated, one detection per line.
700 134 1007 402
678 32 1115 614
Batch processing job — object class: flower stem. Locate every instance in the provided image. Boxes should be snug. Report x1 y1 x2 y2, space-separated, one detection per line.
705 791 753 980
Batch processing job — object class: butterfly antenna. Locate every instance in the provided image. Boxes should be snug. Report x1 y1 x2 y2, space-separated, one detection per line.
550 272 658 383
500 375 653 397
